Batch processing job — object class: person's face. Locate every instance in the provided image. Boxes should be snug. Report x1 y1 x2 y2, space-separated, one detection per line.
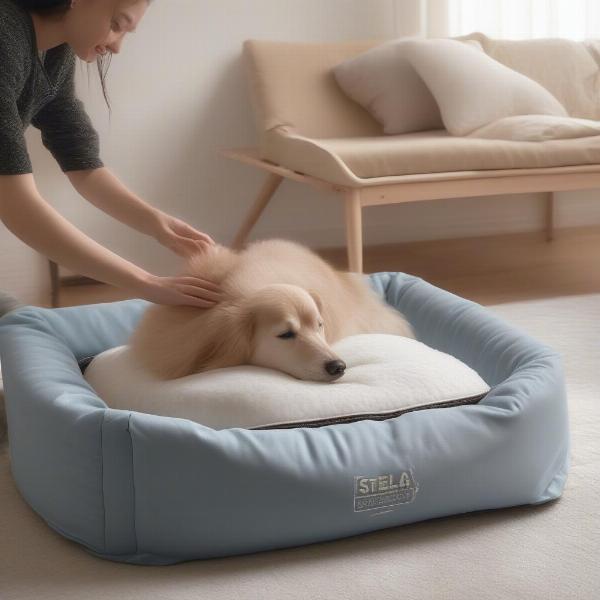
65 0 149 63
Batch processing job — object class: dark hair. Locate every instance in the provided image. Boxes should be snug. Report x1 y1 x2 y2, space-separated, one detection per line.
13 0 72 13
16 0 150 115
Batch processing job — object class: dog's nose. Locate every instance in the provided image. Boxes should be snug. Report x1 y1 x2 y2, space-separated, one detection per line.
324 359 346 376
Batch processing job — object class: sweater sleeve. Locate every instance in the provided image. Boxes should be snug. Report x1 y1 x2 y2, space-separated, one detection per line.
31 51 105 173
0 36 33 175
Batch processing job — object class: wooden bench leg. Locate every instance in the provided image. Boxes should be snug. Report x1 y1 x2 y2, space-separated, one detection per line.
344 189 363 273
232 173 283 250
545 192 554 242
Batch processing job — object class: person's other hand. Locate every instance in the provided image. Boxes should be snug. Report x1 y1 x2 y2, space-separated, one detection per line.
153 212 216 258
134 273 224 308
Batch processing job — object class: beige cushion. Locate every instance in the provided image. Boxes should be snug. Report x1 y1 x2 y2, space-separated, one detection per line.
403 38 567 136
332 37 483 135
262 127 600 186
468 115 600 141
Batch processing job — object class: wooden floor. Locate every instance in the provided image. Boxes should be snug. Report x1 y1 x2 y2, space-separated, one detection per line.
56 224 600 308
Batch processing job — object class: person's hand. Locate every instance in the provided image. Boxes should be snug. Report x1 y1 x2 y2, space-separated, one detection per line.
152 212 216 258
134 273 224 308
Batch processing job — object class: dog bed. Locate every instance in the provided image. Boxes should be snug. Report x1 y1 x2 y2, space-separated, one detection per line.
83 334 490 430
0 272 569 565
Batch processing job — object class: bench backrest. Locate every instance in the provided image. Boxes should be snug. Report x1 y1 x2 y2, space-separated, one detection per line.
243 39 384 139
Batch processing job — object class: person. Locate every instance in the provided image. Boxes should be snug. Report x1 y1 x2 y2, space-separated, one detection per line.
0 0 223 308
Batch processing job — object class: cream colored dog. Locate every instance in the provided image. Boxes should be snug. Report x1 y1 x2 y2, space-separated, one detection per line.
129 238 414 382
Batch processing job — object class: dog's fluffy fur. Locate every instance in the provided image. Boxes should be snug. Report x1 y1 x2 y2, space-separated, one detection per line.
128 239 414 382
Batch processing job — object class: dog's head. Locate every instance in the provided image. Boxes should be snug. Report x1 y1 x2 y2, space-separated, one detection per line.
242 283 346 382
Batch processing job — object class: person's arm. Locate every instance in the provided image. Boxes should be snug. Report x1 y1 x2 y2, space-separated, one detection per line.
66 167 164 237
0 173 221 307
0 172 149 288
66 167 216 258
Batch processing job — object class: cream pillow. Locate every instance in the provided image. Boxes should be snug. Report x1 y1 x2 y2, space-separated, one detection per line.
459 32 600 120
332 37 483 135
403 38 568 136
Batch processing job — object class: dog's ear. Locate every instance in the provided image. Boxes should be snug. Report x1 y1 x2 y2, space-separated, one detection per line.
191 303 255 373
129 305 212 380
307 288 323 314
129 302 254 380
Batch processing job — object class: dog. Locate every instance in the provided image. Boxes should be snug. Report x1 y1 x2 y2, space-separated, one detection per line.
128 238 414 382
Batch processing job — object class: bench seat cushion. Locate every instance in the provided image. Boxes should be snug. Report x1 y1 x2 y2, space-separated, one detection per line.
262 127 600 185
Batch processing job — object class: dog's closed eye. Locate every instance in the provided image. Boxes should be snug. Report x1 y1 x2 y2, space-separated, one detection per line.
277 321 323 339
277 330 296 339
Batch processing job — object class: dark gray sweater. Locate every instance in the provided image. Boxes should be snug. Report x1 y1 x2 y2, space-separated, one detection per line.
0 0 104 175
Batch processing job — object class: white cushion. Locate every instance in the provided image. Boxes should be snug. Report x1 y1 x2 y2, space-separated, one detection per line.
467 114 600 141
403 38 568 136
332 37 484 135
84 334 490 430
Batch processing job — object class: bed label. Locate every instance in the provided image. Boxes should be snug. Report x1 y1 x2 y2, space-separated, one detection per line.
353 471 418 513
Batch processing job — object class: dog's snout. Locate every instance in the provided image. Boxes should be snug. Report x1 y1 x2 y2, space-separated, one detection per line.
324 359 346 376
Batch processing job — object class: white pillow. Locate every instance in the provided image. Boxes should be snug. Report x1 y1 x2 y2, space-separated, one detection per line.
84 334 490 431
333 37 484 135
403 38 568 136
468 114 600 141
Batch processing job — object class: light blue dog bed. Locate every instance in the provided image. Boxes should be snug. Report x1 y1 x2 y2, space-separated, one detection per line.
0 272 569 565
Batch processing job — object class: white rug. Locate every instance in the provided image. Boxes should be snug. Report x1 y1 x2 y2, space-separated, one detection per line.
0 294 598 600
